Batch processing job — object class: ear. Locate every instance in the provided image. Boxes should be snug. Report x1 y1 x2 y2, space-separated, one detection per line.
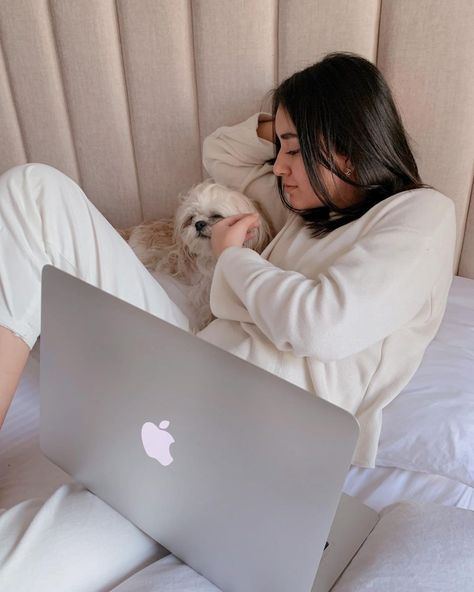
175 187 192 212
175 237 197 278
339 154 354 176
188 177 215 193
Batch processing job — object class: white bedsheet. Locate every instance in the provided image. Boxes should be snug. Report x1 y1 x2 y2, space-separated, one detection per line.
0 348 73 509
1 348 473 513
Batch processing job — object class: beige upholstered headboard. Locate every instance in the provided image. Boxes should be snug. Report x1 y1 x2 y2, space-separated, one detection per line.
0 1 473 277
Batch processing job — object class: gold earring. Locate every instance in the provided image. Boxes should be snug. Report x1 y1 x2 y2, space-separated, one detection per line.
344 168 352 176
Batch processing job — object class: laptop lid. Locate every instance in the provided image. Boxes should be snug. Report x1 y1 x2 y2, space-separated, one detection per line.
39 265 359 592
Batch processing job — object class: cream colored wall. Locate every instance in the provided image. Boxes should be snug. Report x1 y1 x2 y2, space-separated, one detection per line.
0 0 472 276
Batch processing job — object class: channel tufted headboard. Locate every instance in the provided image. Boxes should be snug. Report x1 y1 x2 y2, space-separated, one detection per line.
0 1 473 277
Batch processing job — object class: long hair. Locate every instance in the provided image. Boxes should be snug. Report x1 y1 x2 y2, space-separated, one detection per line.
269 52 429 237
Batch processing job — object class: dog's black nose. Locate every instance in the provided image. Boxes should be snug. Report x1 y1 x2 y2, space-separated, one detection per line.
195 220 207 232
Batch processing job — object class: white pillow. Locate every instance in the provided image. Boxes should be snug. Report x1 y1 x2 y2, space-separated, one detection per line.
376 276 474 486
332 501 474 592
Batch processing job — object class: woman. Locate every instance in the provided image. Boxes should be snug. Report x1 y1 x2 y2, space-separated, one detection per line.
0 53 456 589
186 52 455 467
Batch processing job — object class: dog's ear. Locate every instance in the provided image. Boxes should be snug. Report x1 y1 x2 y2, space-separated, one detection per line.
194 178 214 191
158 237 195 279
176 178 214 207
174 235 197 280
174 190 190 219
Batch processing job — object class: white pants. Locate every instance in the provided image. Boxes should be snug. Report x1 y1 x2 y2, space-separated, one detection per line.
0 164 209 591
0 163 189 349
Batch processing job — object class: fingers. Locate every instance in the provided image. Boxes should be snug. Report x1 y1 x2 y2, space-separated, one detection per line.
231 213 260 233
220 212 260 227
247 217 261 230
211 212 261 257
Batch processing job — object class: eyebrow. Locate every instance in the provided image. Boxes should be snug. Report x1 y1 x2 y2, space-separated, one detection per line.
278 132 298 140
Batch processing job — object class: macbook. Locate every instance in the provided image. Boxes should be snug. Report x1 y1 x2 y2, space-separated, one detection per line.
39 265 377 592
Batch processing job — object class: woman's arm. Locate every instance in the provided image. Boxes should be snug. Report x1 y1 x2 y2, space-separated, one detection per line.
256 119 275 143
209 193 456 362
202 113 287 233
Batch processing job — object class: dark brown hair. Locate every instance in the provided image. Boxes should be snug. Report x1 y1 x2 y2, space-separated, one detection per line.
269 52 428 237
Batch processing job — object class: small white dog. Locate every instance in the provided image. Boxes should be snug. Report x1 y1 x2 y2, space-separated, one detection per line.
119 180 273 331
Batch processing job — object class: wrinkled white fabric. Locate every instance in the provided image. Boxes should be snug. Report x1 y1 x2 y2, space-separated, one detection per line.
332 501 474 591
0 163 193 591
0 163 189 350
0 484 162 592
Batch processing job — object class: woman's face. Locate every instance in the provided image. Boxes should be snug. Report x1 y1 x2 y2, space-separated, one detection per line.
273 107 358 209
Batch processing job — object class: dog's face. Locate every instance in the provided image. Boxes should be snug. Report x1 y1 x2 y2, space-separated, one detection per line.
174 180 272 259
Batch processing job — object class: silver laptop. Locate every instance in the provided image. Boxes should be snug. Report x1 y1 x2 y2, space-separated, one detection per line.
39 265 378 592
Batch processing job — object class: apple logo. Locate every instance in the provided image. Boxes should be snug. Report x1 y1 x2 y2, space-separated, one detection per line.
141 420 175 466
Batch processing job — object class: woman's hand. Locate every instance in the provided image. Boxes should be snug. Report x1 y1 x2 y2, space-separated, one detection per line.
211 213 261 258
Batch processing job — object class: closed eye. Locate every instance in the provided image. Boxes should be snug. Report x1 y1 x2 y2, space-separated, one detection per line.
210 214 224 220
286 149 300 156
183 217 193 227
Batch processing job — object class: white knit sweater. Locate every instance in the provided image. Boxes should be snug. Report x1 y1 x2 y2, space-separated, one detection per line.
197 112 456 467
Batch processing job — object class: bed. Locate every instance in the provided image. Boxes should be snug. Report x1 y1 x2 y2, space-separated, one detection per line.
1 271 474 590
1 273 474 515
0 1 473 590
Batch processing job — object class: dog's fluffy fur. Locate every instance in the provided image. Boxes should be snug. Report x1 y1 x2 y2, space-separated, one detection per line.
118 180 273 332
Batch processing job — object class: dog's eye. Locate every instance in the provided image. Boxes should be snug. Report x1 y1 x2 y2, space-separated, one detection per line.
210 214 224 220
183 217 193 227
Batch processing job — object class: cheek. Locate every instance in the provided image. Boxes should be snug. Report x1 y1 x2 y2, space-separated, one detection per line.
308 165 338 196
318 161 346 189
294 161 315 194
315 168 330 190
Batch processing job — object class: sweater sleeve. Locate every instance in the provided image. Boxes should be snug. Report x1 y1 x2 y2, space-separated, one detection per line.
202 112 288 233
209 207 456 363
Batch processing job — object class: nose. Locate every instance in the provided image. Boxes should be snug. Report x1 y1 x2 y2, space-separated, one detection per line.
195 220 207 232
273 150 290 177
